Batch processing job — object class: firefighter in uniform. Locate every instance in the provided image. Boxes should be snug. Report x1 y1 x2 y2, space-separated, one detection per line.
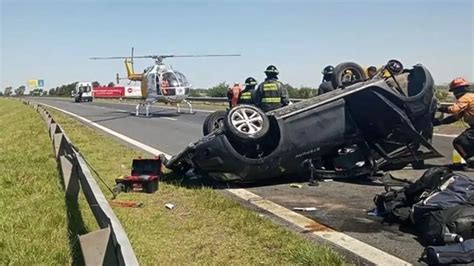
318 65 335 95
433 77 474 169
238 77 257 105
255 65 290 112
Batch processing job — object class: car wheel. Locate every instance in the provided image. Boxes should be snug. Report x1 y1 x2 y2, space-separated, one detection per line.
224 105 269 143
203 110 227 136
331 62 368 88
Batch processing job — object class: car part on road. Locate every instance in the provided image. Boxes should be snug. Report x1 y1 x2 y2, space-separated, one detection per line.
202 110 227 136
165 61 442 182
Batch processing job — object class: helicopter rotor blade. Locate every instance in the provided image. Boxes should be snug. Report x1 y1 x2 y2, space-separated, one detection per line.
90 54 241 60
89 55 155 60
160 54 241 59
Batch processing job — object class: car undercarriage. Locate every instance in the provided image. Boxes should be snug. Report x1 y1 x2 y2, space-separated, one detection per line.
164 61 443 182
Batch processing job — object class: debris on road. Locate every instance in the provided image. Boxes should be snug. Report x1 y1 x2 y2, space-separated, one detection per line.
114 157 162 194
290 183 303 188
293 207 317 212
165 203 175 210
110 200 144 208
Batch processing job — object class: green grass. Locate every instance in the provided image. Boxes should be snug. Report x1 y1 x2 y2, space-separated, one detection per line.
0 99 72 264
45 103 345 264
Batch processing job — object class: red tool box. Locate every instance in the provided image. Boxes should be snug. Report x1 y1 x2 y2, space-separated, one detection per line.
114 157 161 194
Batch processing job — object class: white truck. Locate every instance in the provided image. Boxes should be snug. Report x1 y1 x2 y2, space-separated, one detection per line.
73 82 93 102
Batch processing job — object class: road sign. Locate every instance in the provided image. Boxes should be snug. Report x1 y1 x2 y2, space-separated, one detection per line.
38 80 44 87
27 80 38 87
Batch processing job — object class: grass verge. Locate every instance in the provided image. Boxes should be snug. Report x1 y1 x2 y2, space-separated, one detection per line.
0 99 71 264
46 103 345 264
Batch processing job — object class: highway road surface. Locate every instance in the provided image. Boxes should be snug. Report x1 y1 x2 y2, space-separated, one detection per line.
30 97 469 264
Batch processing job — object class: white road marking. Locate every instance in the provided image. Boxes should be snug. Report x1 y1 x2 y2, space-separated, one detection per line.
161 117 177 121
39 101 411 265
434 133 457 138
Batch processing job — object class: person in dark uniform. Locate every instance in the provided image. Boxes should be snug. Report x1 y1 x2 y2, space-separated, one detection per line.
255 65 290 112
367 66 377 79
238 77 257 105
318 65 335 95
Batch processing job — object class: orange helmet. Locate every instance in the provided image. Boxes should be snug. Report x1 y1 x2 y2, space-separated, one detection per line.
449 77 469 91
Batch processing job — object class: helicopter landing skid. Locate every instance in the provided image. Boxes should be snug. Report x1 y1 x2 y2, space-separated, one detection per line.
176 100 196 114
135 102 154 117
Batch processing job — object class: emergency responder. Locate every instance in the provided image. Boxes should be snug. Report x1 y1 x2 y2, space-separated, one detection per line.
238 77 257 105
318 65 335 95
255 65 290 112
227 82 242 108
433 77 474 169
367 66 377 79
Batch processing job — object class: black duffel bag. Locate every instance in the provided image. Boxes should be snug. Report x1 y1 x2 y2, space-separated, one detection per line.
424 239 474 265
415 204 474 245
373 167 453 223
411 174 474 244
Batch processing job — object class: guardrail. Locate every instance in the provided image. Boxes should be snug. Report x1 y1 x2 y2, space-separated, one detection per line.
22 100 138 266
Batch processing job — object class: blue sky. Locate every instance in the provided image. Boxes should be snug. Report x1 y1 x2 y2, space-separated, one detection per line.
1 0 473 91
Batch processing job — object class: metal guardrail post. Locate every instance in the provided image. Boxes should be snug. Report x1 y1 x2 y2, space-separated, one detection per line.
23 100 139 266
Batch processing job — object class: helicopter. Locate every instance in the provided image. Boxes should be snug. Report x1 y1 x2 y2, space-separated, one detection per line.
90 48 240 115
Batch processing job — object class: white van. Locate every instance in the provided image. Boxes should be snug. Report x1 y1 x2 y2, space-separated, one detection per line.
74 82 93 102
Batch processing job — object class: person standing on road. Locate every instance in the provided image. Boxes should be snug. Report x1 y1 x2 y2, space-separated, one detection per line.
255 65 290 112
238 77 257 105
317 65 335 95
227 82 242 108
433 77 474 169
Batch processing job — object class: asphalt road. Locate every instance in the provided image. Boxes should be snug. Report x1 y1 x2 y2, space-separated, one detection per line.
31 97 469 264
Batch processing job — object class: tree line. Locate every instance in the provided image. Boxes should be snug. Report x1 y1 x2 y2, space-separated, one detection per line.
0 82 464 101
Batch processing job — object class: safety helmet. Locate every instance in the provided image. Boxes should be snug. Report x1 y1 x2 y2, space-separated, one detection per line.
264 65 279 75
449 77 470 91
367 66 377 72
322 65 334 75
245 77 257 86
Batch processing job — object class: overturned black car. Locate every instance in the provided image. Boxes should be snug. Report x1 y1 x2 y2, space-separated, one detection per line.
164 61 443 182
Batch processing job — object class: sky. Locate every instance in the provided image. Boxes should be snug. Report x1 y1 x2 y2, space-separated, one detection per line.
1 0 473 92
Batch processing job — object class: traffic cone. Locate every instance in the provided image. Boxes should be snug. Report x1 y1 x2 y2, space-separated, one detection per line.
452 149 466 165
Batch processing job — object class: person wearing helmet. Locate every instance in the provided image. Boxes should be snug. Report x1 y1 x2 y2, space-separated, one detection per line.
255 65 290 112
238 77 257 105
367 66 377 79
227 82 242 108
317 65 335 95
433 77 474 169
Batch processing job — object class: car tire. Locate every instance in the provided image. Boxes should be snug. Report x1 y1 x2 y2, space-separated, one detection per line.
331 62 368 89
203 110 227 136
224 105 269 143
